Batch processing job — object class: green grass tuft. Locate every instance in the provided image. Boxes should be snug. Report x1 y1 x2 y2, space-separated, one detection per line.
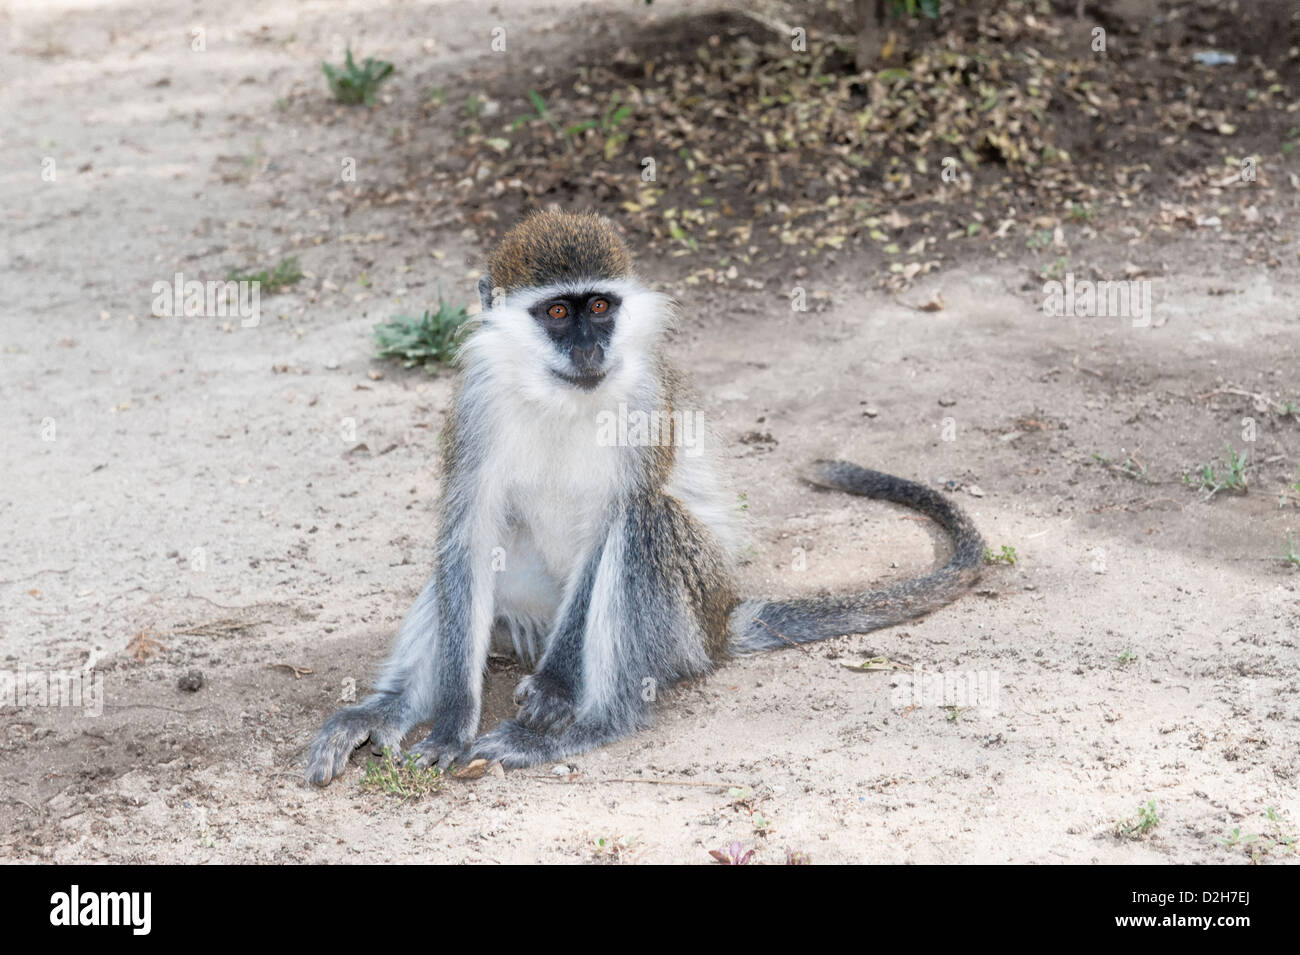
983 544 1018 565
359 748 444 800
227 255 302 294
1184 445 1248 499
373 300 472 371
1114 800 1159 839
322 48 394 105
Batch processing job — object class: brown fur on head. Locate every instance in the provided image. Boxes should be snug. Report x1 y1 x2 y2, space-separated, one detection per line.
488 210 632 296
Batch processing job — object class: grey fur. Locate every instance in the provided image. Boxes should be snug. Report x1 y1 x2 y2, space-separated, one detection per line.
303 229 983 784
304 382 982 783
729 460 984 652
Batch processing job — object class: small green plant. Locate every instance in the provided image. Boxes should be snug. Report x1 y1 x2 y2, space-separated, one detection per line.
563 93 634 159
1282 467 1300 507
1284 125 1300 155
373 300 472 371
1284 533 1300 569
1114 800 1159 839
1041 256 1068 281
591 834 636 862
1092 451 1147 482
227 255 303 294
1066 201 1095 223
945 706 967 723
512 89 562 136
1026 229 1053 251
887 0 940 17
666 220 698 252
322 48 394 105
360 748 444 800
1116 648 1136 666
983 545 1018 565
727 785 771 835
457 94 488 137
1222 807 1298 863
240 138 266 181
727 786 755 807
1184 445 1248 499
512 90 632 157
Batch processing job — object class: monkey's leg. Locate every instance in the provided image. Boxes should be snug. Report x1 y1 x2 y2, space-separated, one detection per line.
471 497 722 768
306 516 496 783
405 528 497 769
304 578 440 786
502 546 603 737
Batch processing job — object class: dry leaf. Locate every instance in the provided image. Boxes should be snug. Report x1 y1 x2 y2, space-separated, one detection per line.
918 292 946 312
452 758 489 780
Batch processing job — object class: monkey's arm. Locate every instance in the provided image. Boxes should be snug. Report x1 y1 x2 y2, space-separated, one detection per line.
303 578 439 786
504 534 605 736
470 494 727 768
405 514 497 767
305 509 498 783
306 399 499 783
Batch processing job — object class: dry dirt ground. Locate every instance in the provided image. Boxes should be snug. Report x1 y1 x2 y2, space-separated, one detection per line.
2 0 1298 864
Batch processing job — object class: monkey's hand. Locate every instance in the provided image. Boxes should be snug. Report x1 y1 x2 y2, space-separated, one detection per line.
513 672 577 734
304 699 406 786
469 720 559 769
462 676 579 768
407 731 470 770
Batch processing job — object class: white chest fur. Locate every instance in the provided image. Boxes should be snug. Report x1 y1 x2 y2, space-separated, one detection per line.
477 392 624 621
501 409 622 577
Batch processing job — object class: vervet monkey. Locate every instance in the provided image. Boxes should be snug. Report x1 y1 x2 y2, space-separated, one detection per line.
305 210 983 783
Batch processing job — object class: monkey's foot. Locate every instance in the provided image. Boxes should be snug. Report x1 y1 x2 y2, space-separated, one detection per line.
468 720 565 768
469 716 627 769
408 732 469 771
304 700 405 786
513 673 577 734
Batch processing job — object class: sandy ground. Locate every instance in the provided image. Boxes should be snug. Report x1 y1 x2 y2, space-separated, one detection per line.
1 0 1298 864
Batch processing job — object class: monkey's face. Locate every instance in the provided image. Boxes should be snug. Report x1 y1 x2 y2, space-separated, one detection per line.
527 291 620 391
464 277 669 407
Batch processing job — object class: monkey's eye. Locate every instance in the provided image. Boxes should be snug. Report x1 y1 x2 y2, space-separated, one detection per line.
546 303 568 321
589 298 610 317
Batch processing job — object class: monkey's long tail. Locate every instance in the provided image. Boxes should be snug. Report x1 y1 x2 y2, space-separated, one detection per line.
729 460 984 653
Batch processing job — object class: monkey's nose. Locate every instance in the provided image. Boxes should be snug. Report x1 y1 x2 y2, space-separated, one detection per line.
572 342 604 370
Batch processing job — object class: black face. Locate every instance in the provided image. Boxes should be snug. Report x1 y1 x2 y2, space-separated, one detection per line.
529 291 621 391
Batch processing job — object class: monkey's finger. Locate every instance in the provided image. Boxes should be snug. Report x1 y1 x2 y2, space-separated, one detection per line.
305 707 384 785
512 676 535 706
408 733 463 771
305 734 354 785
305 739 347 786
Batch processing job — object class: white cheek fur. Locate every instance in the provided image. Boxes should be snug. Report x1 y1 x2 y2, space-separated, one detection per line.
458 279 671 411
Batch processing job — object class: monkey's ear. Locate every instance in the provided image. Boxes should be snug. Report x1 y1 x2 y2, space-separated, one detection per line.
477 275 493 311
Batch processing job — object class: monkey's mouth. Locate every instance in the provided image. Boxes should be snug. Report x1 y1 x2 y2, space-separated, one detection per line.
552 368 607 391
